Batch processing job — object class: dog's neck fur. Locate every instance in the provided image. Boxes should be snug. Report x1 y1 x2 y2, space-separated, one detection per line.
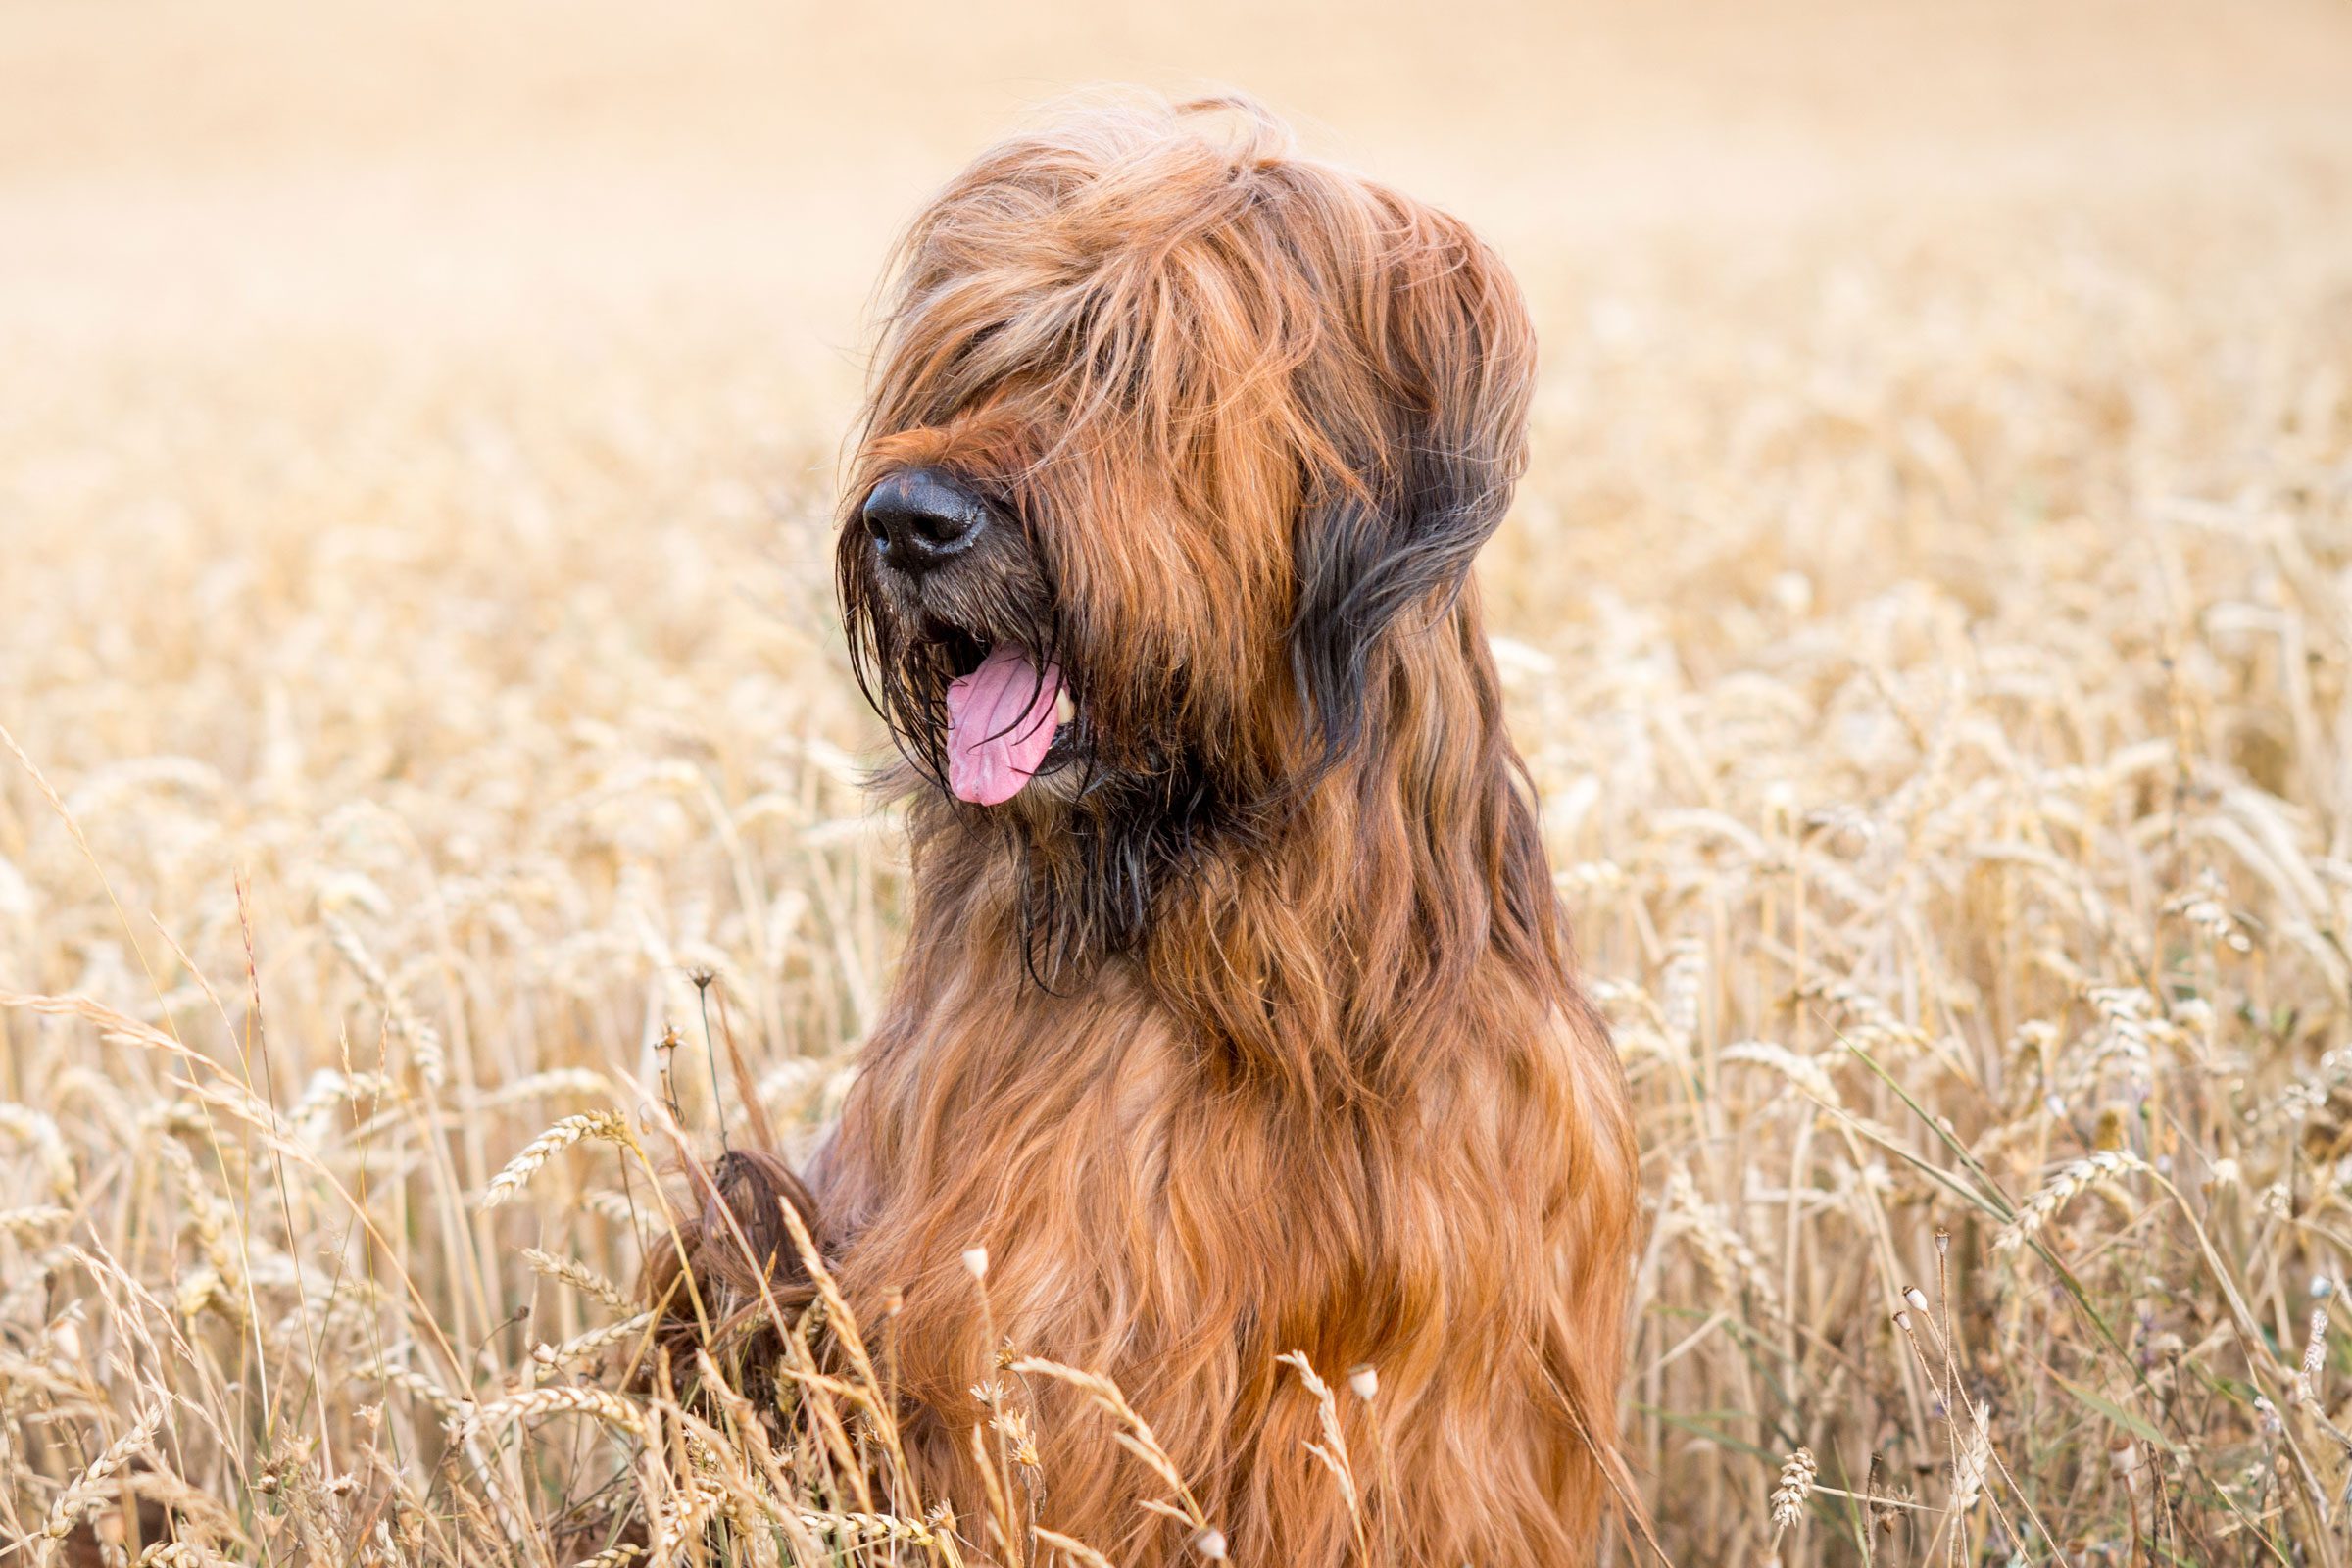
1147 606 1569 1097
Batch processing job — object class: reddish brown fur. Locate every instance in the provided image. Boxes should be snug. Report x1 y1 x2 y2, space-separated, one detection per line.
814 96 1639 1565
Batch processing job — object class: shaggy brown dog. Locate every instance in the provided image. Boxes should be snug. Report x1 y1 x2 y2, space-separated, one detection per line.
813 95 1636 1566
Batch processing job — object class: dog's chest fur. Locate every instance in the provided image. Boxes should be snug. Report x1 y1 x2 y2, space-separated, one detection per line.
802 896 1607 1564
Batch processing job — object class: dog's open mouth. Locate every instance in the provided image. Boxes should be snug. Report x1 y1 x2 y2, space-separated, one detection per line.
944 642 1077 806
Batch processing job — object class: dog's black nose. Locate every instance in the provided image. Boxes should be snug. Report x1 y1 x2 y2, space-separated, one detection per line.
862 468 988 575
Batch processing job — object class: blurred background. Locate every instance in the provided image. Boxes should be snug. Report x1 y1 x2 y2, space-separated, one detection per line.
8 0 2351 372
7 5 2352 1564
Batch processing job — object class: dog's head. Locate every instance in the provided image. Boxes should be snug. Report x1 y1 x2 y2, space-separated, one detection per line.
839 96 1537 959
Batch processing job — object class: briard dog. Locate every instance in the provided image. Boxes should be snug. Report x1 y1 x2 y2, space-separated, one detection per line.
773 95 1632 1565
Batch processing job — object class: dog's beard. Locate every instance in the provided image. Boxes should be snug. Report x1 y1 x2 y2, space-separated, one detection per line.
840 531 1083 808
843 547 1242 973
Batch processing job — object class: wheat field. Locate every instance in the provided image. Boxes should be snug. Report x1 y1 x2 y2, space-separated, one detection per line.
6 3 2352 1564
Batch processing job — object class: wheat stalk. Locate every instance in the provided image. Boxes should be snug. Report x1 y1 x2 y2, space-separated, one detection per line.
0 1204 74 1239
522 1248 635 1312
1993 1151 2151 1253
41 1399 166 1543
324 914 448 1086
0 1103 76 1200
463 1384 647 1442
481 1112 634 1207
569 1546 643 1568
1664 1167 1785 1317
1012 1356 1212 1533
134 1544 234 1568
532 1313 655 1371
1770 1446 1817 1534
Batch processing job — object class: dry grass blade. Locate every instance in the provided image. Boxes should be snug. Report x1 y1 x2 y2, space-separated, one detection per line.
1033 1526 1117 1567
1277 1350 1366 1556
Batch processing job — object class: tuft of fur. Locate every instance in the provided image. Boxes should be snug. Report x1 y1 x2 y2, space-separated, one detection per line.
641 1148 825 1388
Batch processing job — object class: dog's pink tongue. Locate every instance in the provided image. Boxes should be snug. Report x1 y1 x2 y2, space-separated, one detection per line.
945 645 1062 806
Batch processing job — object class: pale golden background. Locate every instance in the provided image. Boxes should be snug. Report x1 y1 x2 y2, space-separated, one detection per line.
8 0 2351 363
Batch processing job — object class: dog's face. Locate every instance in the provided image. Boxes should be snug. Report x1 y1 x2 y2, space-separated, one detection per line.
838 98 1536 954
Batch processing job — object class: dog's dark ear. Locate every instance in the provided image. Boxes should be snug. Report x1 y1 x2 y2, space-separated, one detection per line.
1288 202 1536 770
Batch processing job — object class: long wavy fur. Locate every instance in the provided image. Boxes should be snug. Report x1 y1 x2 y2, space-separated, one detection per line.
691 93 1640 1565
